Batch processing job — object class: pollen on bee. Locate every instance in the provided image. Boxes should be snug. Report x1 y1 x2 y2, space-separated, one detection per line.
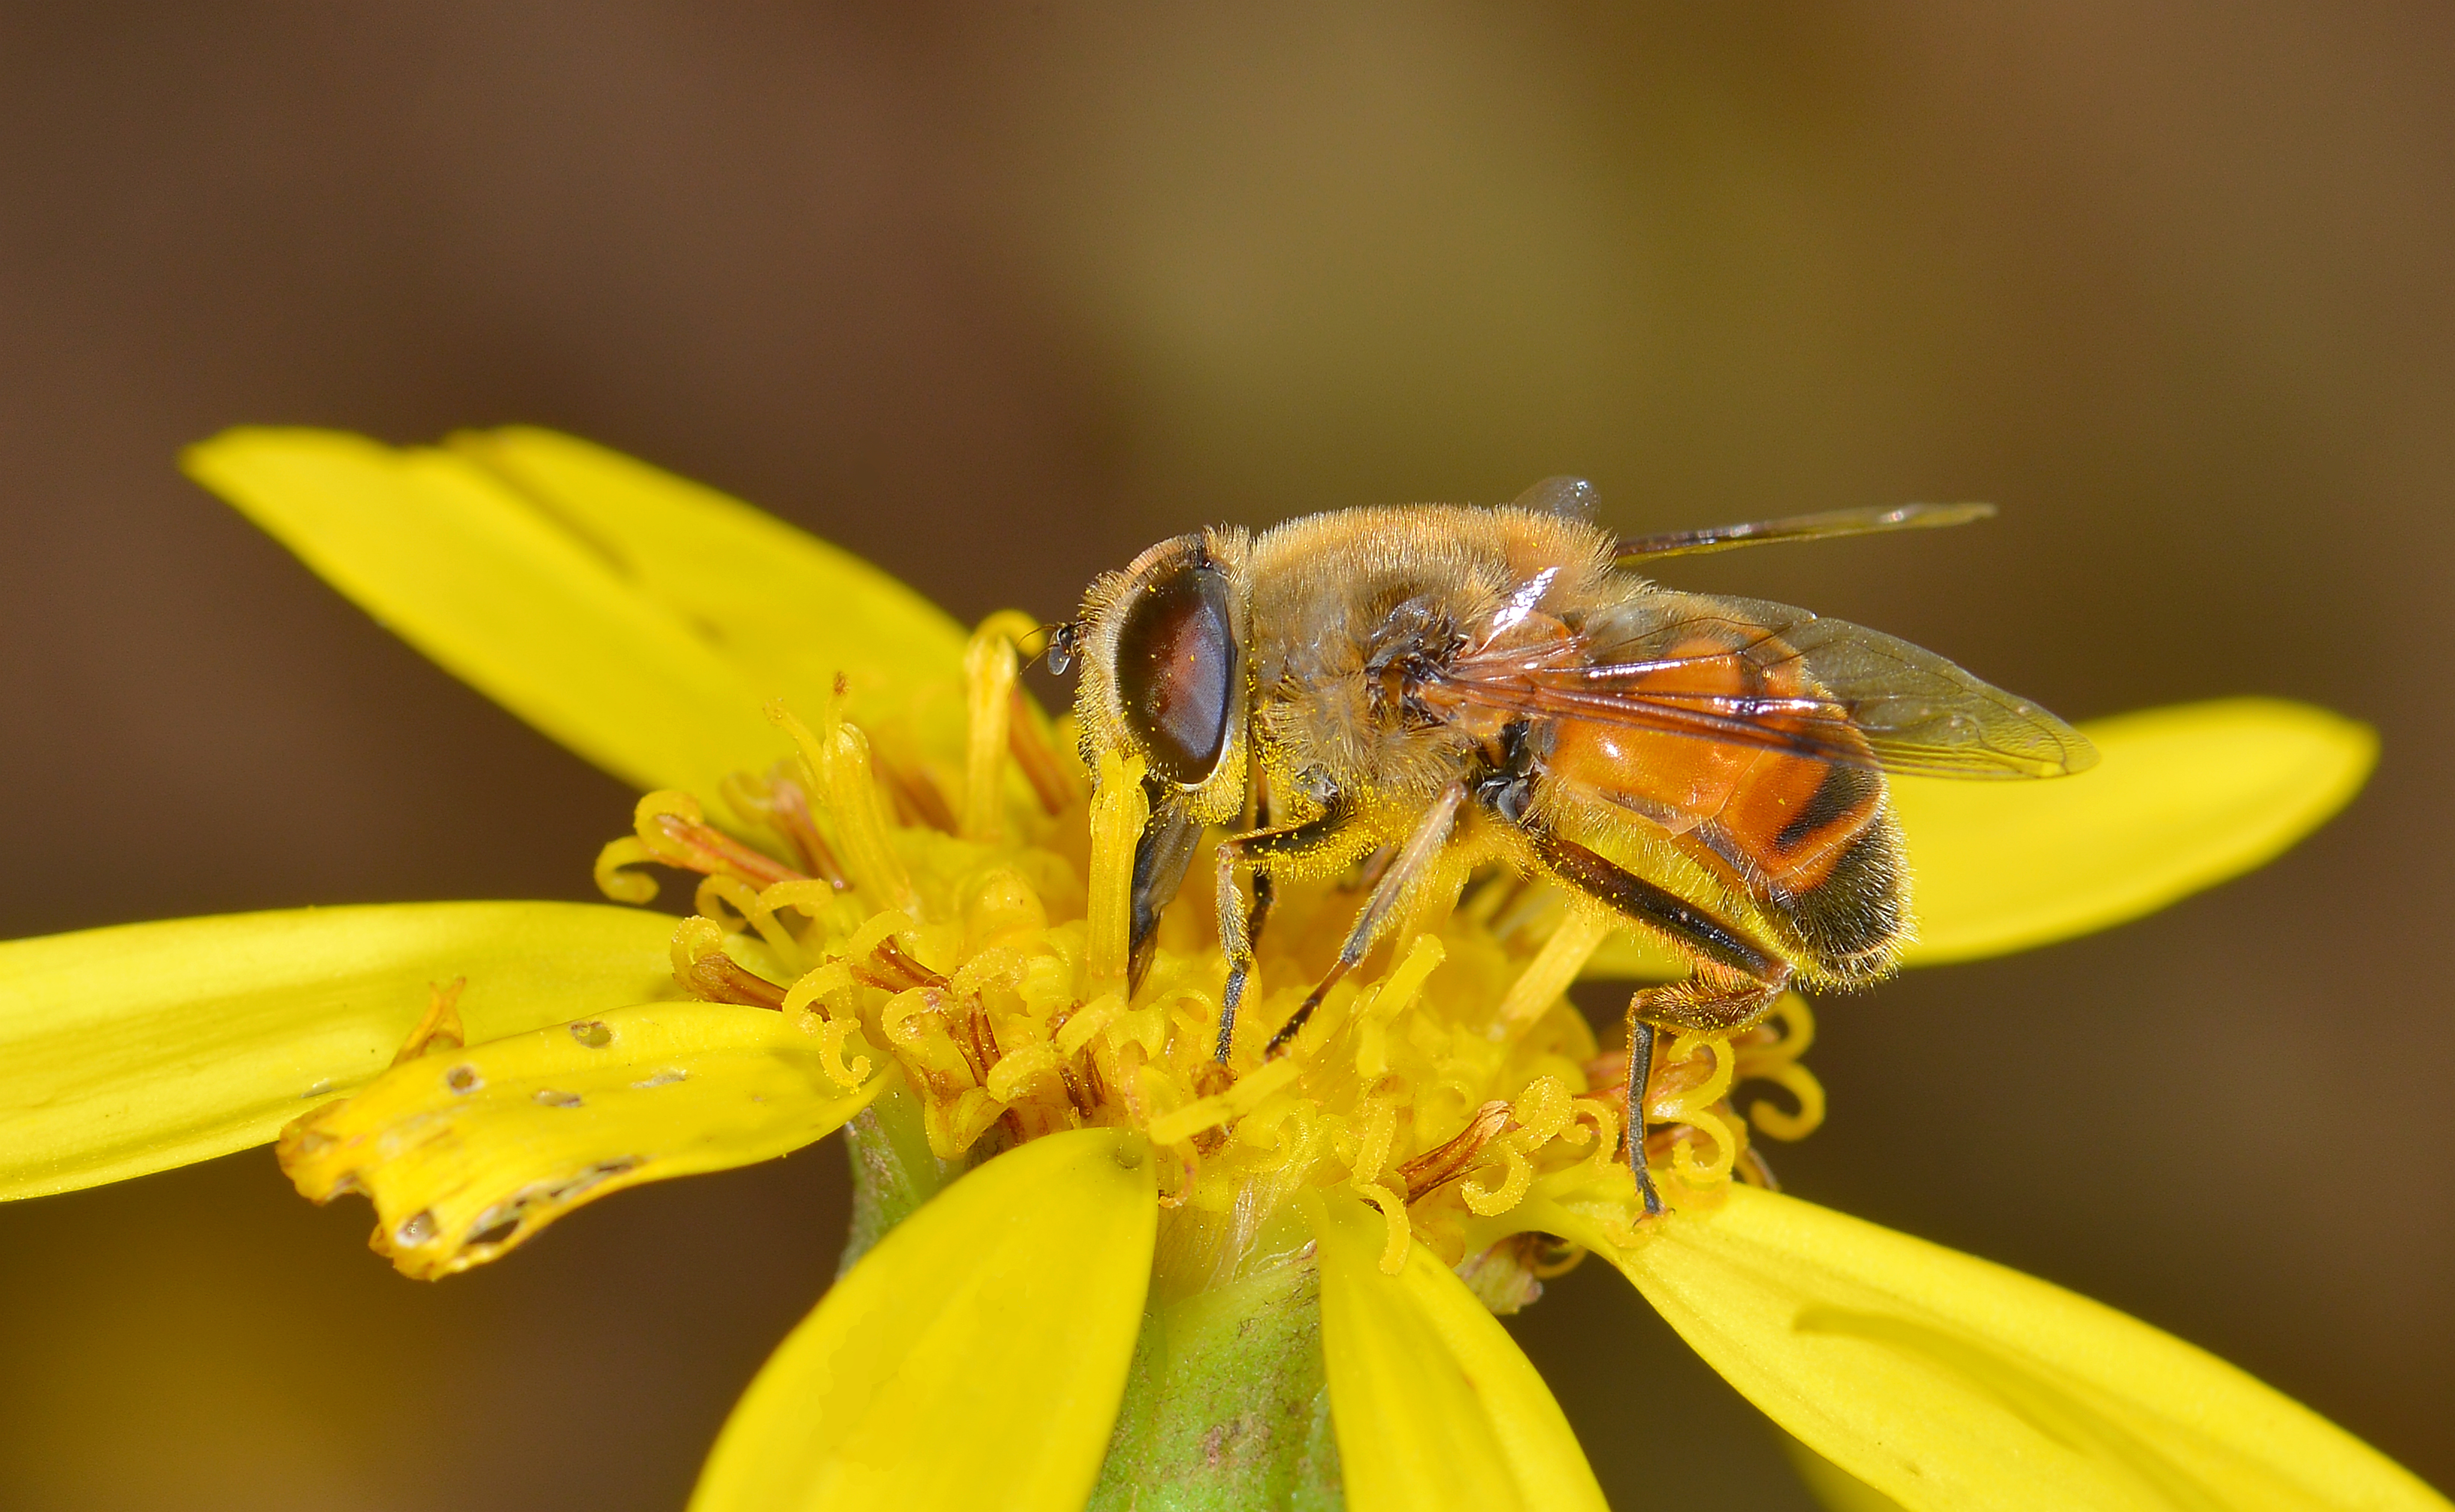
586 613 1829 1294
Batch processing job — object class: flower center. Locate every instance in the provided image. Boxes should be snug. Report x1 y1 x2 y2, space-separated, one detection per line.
597 617 1827 1301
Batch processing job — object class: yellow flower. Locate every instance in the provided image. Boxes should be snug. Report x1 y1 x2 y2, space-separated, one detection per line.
0 426 2430 1512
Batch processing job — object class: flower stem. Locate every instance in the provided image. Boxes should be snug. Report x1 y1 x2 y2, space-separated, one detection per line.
838 1092 1344 1508
1086 1255 1343 1512
835 1080 959 1277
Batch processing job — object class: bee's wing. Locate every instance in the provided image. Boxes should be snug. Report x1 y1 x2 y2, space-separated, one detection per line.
1438 592 2096 781
1614 502 1994 563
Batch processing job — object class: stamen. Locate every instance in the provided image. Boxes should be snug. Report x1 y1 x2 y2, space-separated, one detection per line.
963 627 1018 844
646 796 808 890
875 743 959 835
850 936 950 994
669 917 789 1010
723 769 847 888
1083 750 1147 993
1400 1100 1514 1202
773 698 917 912
1349 1180 1414 1275
1491 911 1611 1036
1007 692 1076 816
578 667 1836 1301
390 978 467 1065
962 610 1079 820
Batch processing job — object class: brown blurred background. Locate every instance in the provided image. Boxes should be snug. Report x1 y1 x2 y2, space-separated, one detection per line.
2 5 2449 1508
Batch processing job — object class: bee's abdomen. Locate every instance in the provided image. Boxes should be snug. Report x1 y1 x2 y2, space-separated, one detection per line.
1541 635 1909 980
1761 809 1907 982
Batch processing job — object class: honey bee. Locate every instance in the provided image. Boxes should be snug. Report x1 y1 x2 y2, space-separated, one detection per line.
1049 479 2094 1211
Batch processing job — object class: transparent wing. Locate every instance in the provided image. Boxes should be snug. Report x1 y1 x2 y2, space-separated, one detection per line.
1614 502 1994 563
1436 592 2095 781
1509 476 1602 520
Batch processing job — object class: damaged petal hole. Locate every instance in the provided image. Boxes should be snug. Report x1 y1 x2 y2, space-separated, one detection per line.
569 1020 614 1048
463 1159 646 1252
445 1065 482 1094
532 1088 584 1109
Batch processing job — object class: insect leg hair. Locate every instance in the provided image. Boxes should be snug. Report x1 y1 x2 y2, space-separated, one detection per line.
1626 1020 1663 1218
1243 764 1278 956
1213 804 1356 1062
1262 781 1467 1059
1526 825 1792 1216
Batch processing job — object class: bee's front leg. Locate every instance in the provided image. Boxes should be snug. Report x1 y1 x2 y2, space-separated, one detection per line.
1213 803 1356 1063
1262 781 1466 1059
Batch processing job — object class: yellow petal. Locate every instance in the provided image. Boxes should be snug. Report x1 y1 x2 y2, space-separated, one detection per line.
1540 1185 2447 1512
1897 699 2374 962
451 427 973 761
1307 1191 1608 1512
185 428 785 797
1581 700 2373 979
0 902 677 1201
1782 1431 1914 1512
280 1001 879 1278
690 1128 1156 1512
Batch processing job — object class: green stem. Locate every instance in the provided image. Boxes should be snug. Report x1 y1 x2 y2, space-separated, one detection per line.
834 1080 959 1278
1085 1255 1343 1512
838 1093 1344 1509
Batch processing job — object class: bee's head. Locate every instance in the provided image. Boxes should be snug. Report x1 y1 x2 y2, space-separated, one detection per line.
1073 529 1250 812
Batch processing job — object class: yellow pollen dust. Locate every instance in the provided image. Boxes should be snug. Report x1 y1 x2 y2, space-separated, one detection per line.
597 616 1828 1292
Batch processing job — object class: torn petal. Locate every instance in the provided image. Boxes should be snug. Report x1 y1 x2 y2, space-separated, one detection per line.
0 902 678 1201
1550 1185 2443 1512
1307 1190 1607 1512
280 1001 879 1279
688 1128 1155 1512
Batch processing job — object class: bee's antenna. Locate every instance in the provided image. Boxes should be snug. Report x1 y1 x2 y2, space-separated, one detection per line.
1035 621 1081 676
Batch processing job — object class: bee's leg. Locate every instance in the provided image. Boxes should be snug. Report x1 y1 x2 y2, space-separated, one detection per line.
1244 783 1278 955
1128 783 1205 994
1618 966 1787 1215
1215 806 1357 1062
1527 827 1790 1216
1248 871 1277 954
1264 781 1466 1058
1625 1019 1661 1216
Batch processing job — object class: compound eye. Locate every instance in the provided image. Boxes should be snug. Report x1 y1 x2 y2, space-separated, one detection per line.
1114 555 1238 786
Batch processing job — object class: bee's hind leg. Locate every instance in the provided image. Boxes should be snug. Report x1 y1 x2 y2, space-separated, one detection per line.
1527 826 1791 1218
1621 965 1787 1216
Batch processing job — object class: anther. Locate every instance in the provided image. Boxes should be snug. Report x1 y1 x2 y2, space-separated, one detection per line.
878 758 957 834
848 935 949 994
1399 1100 1515 1202
682 951 791 1010
653 811 808 890
748 773 848 887
1007 693 1075 814
390 979 467 1066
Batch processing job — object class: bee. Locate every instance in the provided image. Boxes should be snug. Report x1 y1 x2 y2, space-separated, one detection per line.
1048 479 2095 1212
